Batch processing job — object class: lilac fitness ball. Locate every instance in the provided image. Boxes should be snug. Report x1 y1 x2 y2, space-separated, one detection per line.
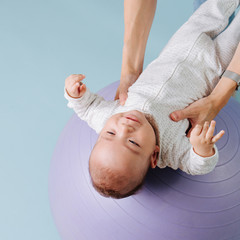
49 81 240 240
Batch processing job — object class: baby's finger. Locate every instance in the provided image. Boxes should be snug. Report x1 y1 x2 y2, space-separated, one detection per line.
212 130 225 143
72 74 85 84
66 74 85 86
206 120 216 141
191 124 202 136
201 121 209 136
71 82 81 95
80 83 86 91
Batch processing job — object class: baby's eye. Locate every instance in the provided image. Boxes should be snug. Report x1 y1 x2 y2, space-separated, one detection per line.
107 131 115 135
129 140 140 147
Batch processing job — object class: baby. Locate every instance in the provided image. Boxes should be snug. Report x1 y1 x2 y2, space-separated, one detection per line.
64 0 240 198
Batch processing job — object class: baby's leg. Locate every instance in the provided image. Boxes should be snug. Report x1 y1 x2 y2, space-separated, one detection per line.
193 0 235 31
185 0 239 39
158 0 239 61
193 0 207 12
214 9 240 70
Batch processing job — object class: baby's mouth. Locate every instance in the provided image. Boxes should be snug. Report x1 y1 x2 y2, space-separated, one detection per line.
125 115 140 123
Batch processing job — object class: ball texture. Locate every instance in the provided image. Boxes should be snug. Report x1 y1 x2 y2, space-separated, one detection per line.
49 81 240 240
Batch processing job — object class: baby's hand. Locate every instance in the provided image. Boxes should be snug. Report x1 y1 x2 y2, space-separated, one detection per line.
190 120 225 157
65 74 87 98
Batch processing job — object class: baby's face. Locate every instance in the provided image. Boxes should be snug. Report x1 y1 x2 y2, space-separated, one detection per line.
91 110 159 178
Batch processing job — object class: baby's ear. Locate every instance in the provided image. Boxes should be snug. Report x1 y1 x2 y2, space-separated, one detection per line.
150 145 160 169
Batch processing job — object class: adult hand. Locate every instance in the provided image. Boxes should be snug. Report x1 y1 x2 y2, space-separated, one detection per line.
114 74 139 105
169 95 221 137
115 0 157 105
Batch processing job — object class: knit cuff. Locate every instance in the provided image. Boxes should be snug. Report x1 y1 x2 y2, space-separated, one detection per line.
64 87 91 108
190 145 219 166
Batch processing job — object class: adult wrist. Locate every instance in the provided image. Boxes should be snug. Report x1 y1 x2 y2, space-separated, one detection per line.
121 44 144 77
120 65 143 82
222 70 240 90
119 73 139 89
207 93 222 114
209 76 237 111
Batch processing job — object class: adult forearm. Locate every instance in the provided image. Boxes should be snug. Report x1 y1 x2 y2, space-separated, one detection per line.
169 43 240 127
210 42 240 110
121 0 157 78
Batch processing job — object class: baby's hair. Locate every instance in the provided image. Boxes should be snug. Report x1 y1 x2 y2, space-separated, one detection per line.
90 175 145 199
88 161 149 199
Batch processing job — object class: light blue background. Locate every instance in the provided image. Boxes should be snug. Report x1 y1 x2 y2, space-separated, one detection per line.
0 1 239 240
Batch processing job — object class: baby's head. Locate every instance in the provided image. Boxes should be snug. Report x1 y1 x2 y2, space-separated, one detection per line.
89 110 160 199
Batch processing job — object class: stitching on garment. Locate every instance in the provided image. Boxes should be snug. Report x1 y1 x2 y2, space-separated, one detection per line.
143 0 237 111
143 32 204 110
194 1 236 39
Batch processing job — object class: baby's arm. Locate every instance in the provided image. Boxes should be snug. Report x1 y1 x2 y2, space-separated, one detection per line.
189 120 224 158
64 74 119 133
173 121 224 175
178 120 224 175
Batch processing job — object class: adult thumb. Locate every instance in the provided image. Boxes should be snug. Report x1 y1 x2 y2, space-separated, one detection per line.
170 109 188 122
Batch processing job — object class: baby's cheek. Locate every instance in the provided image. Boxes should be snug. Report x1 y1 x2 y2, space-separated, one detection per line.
143 131 156 145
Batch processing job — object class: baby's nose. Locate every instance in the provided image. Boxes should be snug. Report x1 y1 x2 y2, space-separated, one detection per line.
120 123 135 133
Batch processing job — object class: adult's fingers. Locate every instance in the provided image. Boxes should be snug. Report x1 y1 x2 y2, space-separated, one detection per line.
114 87 120 100
119 92 128 105
114 83 129 105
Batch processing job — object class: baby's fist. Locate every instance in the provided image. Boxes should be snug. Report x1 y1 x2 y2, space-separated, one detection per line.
65 74 87 98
